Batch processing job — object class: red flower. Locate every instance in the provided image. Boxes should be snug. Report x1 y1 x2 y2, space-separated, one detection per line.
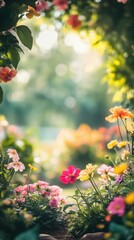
0 67 17 82
59 166 81 184
53 0 68 10
66 14 82 30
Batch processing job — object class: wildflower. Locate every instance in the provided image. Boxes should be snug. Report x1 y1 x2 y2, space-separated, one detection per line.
53 0 68 10
0 67 17 82
49 197 59 208
107 140 118 149
107 196 125 216
125 192 134 205
105 215 111 222
105 106 134 122
121 150 130 160
78 164 97 181
117 0 128 4
7 148 19 161
117 141 129 148
28 164 38 171
36 0 49 11
26 6 41 19
66 14 82 30
104 233 112 239
115 174 124 183
97 164 114 175
114 163 128 174
59 165 81 184
7 161 25 172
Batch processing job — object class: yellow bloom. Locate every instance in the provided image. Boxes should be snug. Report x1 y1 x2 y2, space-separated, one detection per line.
28 164 38 171
78 164 97 181
104 233 112 239
125 192 134 205
114 163 128 174
107 140 118 149
117 141 129 148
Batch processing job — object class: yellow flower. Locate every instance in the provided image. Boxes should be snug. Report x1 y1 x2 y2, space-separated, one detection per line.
104 233 112 239
78 164 97 181
117 141 129 148
125 192 134 205
114 163 128 174
107 140 118 149
28 164 38 171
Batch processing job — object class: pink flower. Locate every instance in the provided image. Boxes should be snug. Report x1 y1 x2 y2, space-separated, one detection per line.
115 174 124 183
36 0 49 12
7 161 25 172
50 185 62 197
0 67 17 82
66 15 82 30
7 148 19 161
38 180 49 188
17 198 25 203
107 196 125 216
49 197 59 208
15 185 23 193
97 164 114 175
59 165 81 184
53 0 68 10
117 0 127 4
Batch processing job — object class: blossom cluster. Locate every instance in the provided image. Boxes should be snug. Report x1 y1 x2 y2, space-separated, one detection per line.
15 180 66 208
7 149 25 172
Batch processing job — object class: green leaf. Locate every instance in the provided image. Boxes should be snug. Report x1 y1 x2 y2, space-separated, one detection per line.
109 222 130 237
15 226 40 240
16 25 33 50
0 3 20 31
0 86 3 104
7 47 20 68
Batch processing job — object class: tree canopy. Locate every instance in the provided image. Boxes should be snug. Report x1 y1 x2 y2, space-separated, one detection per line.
0 0 134 106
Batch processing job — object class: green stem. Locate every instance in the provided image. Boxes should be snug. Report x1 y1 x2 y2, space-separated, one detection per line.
117 118 123 141
120 118 131 152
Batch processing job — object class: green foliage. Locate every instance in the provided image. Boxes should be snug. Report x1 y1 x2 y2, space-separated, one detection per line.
16 25 33 50
0 199 37 240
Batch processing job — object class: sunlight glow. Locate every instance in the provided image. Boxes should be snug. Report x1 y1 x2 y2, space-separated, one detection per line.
36 26 58 52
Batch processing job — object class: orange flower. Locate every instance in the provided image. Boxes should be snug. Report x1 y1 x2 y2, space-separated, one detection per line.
66 14 82 30
26 6 41 19
105 106 134 122
125 192 134 205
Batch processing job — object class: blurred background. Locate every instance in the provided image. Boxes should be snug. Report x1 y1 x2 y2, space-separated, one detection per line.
0 10 132 186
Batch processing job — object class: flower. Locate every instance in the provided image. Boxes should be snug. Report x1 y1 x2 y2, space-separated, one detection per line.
125 192 134 205
114 163 128 174
97 164 114 175
28 164 38 171
59 165 81 184
66 14 82 30
7 148 19 161
117 0 128 4
107 196 125 216
53 0 68 10
36 0 49 11
115 174 124 183
0 67 17 82
78 164 97 181
7 161 25 172
26 6 41 19
107 140 118 149
105 106 134 122
117 141 129 148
